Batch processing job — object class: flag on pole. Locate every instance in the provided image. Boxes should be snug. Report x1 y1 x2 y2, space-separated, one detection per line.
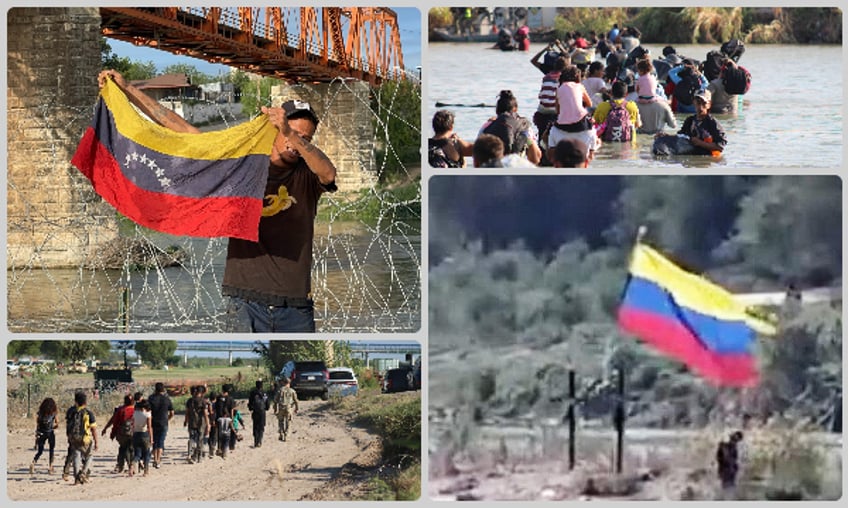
71 79 278 241
617 243 777 387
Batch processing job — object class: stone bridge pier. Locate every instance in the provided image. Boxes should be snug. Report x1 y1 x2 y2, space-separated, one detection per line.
7 7 378 269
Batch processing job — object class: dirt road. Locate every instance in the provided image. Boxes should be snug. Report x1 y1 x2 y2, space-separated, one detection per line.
7 399 375 501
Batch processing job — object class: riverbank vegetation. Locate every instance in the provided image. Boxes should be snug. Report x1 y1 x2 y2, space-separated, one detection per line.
428 7 841 44
555 7 842 44
430 175 841 437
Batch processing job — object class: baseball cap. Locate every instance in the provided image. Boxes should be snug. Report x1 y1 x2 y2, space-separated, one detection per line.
281 99 320 126
694 89 712 103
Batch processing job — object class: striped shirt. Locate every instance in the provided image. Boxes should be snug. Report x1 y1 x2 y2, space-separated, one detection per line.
537 71 560 113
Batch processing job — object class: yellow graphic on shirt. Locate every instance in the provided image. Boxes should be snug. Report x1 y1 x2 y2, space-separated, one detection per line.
262 184 297 217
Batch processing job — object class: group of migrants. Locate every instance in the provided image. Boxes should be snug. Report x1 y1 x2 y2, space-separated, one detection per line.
429 23 752 168
28 378 299 484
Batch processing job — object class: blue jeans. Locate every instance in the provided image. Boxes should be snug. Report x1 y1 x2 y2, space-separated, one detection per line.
225 296 315 333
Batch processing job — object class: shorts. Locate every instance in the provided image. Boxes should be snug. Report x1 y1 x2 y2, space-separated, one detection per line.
152 424 168 449
547 126 598 159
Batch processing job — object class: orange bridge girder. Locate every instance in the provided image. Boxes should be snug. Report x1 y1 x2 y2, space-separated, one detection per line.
99 6 406 85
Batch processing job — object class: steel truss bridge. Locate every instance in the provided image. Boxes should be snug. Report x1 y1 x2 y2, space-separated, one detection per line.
100 6 406 85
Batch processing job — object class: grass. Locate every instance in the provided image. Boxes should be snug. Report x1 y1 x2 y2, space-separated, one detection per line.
332 386 421 500
317 178 421 224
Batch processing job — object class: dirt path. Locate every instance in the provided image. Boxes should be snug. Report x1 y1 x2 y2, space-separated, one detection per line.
7 399 375 501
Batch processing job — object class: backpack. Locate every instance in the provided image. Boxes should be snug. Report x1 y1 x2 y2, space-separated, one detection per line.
601 100 632 142
187 397 205 430
482 113 528 155
722 64 752 95
68 407 90 446
214 396 230 420
428 138 463 168
250 391 267 413
118 415 134 442
702 50 727 82
720 39 745 62
674 69 702 106
37 413 55 435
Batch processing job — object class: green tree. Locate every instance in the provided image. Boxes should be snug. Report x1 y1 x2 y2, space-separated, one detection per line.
40 340 111 363
124 61 158 81
134 340 178 368
258 341 345 374
235 74 282 116
371 79 421 183
8 340 43 358
162 63 213 85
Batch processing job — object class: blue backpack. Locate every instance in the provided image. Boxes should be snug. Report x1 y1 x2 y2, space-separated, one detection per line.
602 100 632 142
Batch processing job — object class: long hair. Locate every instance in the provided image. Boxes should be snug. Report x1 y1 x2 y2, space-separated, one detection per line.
495 90 518 114
38 397 58 418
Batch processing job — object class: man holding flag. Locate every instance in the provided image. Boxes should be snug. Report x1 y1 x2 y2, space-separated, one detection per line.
75 70 337 333
617 239 777 387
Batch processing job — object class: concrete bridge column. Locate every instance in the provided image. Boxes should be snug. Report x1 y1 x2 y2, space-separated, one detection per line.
7 8 119 269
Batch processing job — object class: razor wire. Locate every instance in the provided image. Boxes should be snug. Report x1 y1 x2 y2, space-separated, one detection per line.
6 76 421 334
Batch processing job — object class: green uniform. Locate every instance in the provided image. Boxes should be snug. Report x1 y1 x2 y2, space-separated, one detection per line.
274 386 298 441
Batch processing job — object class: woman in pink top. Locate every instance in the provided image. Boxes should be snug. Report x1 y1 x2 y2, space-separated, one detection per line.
547 65 597 162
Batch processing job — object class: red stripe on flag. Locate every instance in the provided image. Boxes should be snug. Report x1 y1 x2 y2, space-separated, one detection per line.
618 306 758 387
72 127 261 241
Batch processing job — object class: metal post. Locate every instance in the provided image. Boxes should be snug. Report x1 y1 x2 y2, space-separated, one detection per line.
118 286 130 333
615 367 626 474
568 369 576 471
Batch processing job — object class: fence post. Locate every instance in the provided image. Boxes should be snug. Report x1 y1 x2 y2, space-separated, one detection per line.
568 369 576 471
614 367 626 474
27 383 32 418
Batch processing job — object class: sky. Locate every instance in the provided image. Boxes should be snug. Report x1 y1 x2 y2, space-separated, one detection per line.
107 7 421 78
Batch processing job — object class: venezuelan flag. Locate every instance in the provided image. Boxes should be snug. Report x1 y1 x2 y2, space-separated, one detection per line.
617 244 777 387
71 79 278 241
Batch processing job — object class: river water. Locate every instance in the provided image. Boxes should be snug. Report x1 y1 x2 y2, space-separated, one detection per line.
7 220 421 333
428 43 842 168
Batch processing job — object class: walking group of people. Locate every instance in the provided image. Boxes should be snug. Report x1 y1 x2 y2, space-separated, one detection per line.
429 23 751 168
28 378 299 484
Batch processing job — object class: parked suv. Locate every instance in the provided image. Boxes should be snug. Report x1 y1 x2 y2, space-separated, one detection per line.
290 360 329 400
382 366 413 393
327 367 359 397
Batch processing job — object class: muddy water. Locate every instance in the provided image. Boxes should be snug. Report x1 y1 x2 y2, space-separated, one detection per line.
428 43 841 168
6 220 420 333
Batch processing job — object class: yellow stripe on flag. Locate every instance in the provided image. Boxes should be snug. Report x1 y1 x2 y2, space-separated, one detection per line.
100 79 277 160
629 244 777 335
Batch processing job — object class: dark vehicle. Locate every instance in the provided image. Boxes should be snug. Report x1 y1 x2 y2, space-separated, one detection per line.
291 360 329 400
382 367 413 393
94 367 133 390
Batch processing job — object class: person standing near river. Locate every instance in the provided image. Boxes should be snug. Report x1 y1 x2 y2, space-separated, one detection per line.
97 70 338 333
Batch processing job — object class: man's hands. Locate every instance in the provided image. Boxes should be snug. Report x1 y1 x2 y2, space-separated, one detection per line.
98 70 127 89
262 106 291 137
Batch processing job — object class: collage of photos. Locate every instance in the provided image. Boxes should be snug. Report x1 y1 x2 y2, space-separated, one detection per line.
2 3 844 505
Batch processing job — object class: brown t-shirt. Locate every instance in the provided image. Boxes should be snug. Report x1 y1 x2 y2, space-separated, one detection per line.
222 160 335 302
